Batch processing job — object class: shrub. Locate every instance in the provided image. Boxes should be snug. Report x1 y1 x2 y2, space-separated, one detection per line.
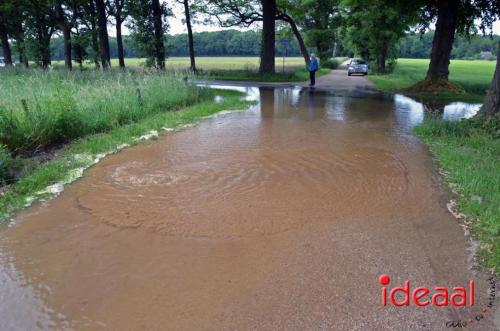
321 58 340 69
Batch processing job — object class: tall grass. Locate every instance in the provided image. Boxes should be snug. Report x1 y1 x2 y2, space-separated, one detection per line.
0 68 211 155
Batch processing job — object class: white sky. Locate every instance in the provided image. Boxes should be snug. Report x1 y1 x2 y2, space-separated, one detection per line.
111 2 500 36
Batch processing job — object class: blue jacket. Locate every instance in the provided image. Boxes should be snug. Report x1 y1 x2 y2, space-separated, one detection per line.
309 58 318 71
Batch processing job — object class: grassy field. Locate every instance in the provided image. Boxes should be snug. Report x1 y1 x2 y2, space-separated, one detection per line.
107 56 308 71
415 118 500 271
368 58 496 102
58 57 334 82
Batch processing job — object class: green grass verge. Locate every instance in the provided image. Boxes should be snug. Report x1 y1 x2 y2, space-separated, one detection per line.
0 90 254 221
201 68 331 83
368 58 496 102
414 117 500 271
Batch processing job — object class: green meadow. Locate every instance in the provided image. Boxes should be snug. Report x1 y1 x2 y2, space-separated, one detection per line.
368 58 496 101
56 56 333 82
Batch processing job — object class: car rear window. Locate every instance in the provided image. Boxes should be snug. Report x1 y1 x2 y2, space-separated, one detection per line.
352 60 366 65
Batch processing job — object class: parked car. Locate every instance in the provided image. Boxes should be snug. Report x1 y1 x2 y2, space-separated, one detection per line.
0 57 5 67
347 59 368 76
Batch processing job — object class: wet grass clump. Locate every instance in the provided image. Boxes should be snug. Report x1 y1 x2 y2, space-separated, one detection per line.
0 68 211 156
414 117 500 271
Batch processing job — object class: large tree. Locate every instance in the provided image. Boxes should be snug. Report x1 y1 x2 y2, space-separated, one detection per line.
54 2 72 69
107 0 129 68
24 0 56 68
128 0 168 68
179 0 196 71
412 0 500 90
0 0 25 67
201 0 310 73
95 0 111 68
0 27 13 66
152 0 165 69
82 0 101 68
342 0 419 72
479 43 500 119
284 0 341 62
259 0 277 72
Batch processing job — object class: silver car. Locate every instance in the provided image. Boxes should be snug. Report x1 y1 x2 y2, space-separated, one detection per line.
347 59 368 76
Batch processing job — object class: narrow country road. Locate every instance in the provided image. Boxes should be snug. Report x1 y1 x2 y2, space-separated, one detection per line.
305 66 376 91
203 63 376 92
0 85 497 330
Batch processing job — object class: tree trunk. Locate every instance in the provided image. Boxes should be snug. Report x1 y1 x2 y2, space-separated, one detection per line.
282 14 309 68
36 24 52 69
116 16 125 68
88 0 100 69
95 0 111 69
62 26 72 70
259 0 276 74
15 27 28 67
426 0 459 81
183 0 196 72
377 37 388 72
41 37 51 68
56 5 72 70
75 43 84 70
478 43 500 118
152 0 166 69
0 28 13 66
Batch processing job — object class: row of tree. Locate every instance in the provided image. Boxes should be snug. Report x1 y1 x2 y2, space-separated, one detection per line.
5 29 498 62
398 32 500 60
0 0 347 73
0 0 169 70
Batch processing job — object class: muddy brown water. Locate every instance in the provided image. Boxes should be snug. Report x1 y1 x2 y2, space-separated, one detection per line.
0 87 497 330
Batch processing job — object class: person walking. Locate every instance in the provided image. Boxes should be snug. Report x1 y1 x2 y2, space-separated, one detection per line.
309 53 318 86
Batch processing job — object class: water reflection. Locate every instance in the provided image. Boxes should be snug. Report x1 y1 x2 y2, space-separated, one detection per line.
442 102 481 120
0 242 72 330
205 84 481 128
393 94 481 127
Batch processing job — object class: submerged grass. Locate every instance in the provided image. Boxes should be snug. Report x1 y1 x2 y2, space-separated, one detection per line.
0 89 253 221
414 117 500 271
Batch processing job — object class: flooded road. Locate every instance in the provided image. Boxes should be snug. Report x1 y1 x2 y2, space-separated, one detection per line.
0 87 497 330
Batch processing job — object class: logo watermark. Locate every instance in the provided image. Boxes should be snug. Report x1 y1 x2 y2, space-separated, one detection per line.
379 274 474 307
379 273 496 328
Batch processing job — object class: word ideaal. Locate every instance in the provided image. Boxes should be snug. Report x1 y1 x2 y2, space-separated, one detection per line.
379 274 474 307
